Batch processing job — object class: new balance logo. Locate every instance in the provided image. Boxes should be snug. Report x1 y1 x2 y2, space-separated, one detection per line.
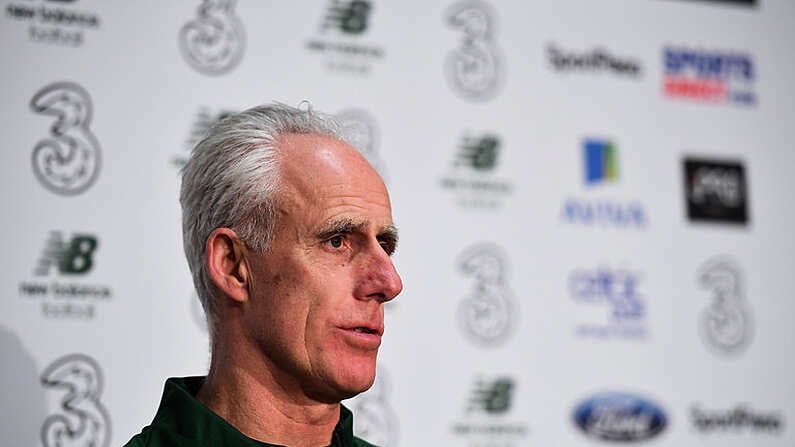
468 377 514 414
35 232 98 276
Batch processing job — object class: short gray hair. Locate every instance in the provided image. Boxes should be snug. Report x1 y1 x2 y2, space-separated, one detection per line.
180 103 343 341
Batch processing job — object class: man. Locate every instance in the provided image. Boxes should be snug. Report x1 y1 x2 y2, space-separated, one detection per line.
125 103 403 447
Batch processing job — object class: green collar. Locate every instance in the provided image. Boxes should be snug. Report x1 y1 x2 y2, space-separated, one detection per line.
151 376 358 447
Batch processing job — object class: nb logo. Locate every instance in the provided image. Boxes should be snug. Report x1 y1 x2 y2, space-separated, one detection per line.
35 231 98 276
456 243 515 347
468 377 513 414
185 107 236 152
455 134 499 171
41 354 111 447
174 107 237 168
179 0 246 76
323 0 372 35
188 108 235 149
444 0 504 101
30 81 101 196
698 257 753 356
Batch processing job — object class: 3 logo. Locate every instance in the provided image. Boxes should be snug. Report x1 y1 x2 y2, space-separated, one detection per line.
30 82 101 196
684 157 749 225
322 0 372 35
697 256 753 356
573 392 667 442
347 367 398 446
456 243 516 347
336 108 387 179
179 0 246 76
444 0 504 102
40 354 111 447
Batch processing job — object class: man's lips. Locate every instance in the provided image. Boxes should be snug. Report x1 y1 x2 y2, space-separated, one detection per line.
337 322 384 350
341 323 384 336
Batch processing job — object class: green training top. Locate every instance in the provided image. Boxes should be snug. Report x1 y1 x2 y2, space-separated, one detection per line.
124 376 377 447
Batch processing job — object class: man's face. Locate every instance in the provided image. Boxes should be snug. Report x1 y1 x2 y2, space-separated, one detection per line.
242 133 403 403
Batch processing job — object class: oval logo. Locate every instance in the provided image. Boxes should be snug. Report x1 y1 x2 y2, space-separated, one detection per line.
573 392 667 441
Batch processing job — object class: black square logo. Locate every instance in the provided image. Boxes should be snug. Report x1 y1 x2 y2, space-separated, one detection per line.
684 158 749 224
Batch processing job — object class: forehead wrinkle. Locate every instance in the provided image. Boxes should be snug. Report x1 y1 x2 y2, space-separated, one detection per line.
316 181 390 198
316 190 393 215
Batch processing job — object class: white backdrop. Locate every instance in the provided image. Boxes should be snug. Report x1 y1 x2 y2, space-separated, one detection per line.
1 1 794 446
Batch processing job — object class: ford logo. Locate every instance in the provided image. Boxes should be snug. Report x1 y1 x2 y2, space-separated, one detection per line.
573 392 667 441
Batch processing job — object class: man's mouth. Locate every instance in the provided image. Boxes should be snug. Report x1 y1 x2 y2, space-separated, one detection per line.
341 322 383 336
339 324 383 350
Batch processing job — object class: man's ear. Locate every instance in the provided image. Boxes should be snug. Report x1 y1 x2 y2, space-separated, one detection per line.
206 228 249 304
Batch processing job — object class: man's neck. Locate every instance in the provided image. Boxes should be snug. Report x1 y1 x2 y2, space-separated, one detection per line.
196 351 341 447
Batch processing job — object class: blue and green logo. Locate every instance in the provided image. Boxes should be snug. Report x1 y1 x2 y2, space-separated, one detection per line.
583 138 618 186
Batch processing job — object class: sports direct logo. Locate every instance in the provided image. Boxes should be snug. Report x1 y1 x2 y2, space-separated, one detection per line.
663 47 755 106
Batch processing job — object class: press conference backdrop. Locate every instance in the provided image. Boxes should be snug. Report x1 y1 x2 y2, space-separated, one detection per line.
1 0 793 446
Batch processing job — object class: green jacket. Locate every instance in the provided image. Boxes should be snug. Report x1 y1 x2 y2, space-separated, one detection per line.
124 377 377 447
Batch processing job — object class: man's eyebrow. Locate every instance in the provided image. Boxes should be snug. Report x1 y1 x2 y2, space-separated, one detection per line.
377 224 398 244
315 217 369 239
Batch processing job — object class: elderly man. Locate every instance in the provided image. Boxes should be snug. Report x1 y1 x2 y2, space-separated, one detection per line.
125 103 403 447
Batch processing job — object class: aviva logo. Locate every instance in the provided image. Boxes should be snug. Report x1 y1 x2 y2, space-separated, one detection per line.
560 136 646 229
583 138 618 186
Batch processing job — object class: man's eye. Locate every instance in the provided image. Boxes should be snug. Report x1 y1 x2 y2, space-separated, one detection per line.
328 236 344 249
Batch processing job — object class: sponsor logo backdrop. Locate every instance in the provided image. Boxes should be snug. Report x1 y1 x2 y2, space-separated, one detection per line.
1 1 793 446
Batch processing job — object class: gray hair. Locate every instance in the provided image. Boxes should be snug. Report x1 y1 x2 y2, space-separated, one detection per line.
180 103 344 341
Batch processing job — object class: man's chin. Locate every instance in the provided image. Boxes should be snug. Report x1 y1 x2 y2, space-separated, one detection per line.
311 361 377 403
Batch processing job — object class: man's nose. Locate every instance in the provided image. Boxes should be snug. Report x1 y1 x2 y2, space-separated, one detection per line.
354 242 403 303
